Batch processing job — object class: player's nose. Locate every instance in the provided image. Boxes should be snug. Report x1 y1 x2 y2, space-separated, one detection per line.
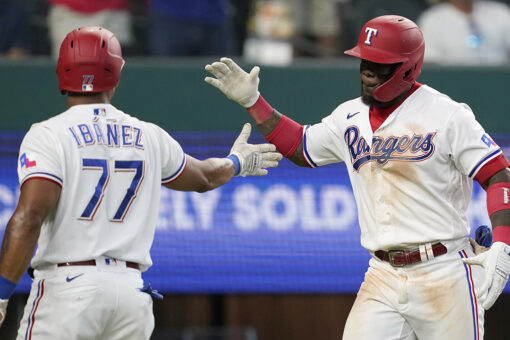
361 71 380 87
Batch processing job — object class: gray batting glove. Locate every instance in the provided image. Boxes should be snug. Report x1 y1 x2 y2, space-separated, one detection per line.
204 57 260 108
0 298 8 327
229 123 282 177
462 241 510 309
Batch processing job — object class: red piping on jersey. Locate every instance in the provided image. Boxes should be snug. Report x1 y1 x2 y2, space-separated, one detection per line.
369 82 422 132
474 154 510 185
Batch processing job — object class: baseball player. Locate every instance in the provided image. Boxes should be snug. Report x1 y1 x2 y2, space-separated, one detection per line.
205 15 510 340
0 26 281 339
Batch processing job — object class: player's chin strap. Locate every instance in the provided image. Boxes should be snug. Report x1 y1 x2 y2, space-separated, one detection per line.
462 182 510 310
0 275 16 327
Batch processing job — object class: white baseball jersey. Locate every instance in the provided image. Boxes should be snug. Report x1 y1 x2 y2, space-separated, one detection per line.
303 84 502 251
17 103 186 271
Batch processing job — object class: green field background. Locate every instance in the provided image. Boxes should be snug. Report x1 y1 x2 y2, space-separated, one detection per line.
1 59 508 132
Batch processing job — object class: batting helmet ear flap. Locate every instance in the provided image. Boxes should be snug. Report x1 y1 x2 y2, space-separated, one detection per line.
345 15 425 102
56 26 125 94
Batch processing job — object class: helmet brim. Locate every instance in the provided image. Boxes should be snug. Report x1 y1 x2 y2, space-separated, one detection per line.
344 45 406 64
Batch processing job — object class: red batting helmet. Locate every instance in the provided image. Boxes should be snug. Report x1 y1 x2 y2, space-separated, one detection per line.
57 26 125 93
345 15 425 103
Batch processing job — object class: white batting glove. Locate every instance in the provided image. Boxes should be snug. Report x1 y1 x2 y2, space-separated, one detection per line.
462 241 510 310
205 57 260 108
229 123 282 177
0 298 8 327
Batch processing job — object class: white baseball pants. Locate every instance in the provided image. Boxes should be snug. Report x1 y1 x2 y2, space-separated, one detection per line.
343 237 485 340
16 259 154 340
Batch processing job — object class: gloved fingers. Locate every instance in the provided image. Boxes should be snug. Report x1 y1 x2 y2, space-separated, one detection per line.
0 299 7 327
205 64 226 80
210 61 231 76
264 152 283 161
251 168 268 176
482 287 501 310
249 66 260 81
259 152 282 163
462 254 485 267
234 123 252 144
221 57 245 74
481 277 504 310
204 64 217 75
475 273 492 300
204 77 223 89
482 297 496 310
261 160 279 169
255 143 277 153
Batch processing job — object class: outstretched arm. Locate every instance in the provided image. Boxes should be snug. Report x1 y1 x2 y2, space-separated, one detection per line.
205 58 308 167
0 179 61 326
164 123 282 192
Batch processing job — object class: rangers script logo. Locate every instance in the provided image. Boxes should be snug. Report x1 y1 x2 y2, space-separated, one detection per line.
344 126 436 171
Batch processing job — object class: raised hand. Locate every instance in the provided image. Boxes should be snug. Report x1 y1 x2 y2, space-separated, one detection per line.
205 58 261 108
229 123 282 177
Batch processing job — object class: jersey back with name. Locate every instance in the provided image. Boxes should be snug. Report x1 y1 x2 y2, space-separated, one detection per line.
17 104 185 271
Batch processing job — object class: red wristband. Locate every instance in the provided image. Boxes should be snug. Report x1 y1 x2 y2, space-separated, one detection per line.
246 95 274 124
493 226 510 245
265 115 303 158
486 182 510 215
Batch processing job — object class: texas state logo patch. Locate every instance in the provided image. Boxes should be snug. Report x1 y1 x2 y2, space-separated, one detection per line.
481 133 497 148
20 152 37 168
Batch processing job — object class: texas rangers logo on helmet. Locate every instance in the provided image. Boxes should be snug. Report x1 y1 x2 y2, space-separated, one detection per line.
364 27 378 46
82 74 95 91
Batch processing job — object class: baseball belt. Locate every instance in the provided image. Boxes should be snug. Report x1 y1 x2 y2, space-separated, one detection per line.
375 242 447 267
57 259 140 270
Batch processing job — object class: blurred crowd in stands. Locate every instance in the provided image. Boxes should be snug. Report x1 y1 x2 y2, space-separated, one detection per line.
1 0 510 65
